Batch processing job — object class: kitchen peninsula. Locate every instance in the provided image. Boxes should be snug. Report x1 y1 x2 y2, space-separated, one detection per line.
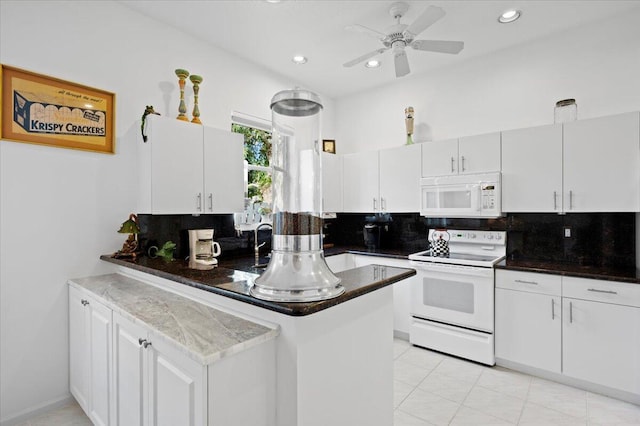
96 254 415 426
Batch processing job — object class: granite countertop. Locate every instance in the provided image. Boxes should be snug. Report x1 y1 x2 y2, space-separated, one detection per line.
100 254 416 316
496 259 640 284
69 273 279 365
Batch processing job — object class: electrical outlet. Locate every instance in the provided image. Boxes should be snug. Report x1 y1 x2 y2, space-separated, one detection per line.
564 227 571 238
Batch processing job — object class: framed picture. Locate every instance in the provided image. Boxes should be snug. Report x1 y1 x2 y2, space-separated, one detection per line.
322 139 336 154
1 64 115 154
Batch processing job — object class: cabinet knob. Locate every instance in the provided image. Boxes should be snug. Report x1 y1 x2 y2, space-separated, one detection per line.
451 157 455 173
138 338 146 346
461 156 466 172
143 341 152 349
208 193 213 211
81 299 89 306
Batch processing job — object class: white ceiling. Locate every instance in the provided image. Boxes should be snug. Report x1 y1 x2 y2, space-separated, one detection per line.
119 0 640 99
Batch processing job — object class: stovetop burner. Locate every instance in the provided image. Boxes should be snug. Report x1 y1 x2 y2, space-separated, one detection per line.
409 229 507 268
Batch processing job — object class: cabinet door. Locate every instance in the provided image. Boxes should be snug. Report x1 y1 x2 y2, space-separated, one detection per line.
113 312 147 426
342 150 379 212
563 112 640 212
379 144 421 212
88 298 113 426
322 152 343 212
458 132 501 174
501 124 562 212
69 286 90 413
203 127 244 213
495 289 561 373
421 138 458 176
563 298 640 394
150 116 204 214
149 335 206 426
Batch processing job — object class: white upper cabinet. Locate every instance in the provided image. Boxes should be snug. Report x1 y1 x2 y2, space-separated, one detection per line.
502 112 640 213
379 143 421 213
343 150 380 213
203 126 244 213
458 133 501 174
422 138 458 176
422 133 500 177
139 115 244 214
343 144 421 213
563 112 640 212
322 152 343 213
502 124 563 212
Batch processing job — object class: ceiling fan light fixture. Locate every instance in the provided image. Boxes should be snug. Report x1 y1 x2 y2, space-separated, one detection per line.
365 60 381 68
498 9 521 23
292 55 308 64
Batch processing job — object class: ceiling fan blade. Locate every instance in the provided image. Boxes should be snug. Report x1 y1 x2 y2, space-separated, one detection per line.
394 48 410 78
411 40 464 54
345 24 387 40
343 47 389 67
404 5 446 38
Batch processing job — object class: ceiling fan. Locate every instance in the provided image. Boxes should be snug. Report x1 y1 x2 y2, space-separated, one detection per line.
343 2 464 78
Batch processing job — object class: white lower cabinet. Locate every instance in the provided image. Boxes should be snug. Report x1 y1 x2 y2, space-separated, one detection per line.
495 270 640 400
352 254 415 336
495 288 561 373
69 286 112 426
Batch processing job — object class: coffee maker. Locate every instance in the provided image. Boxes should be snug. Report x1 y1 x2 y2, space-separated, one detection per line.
188 229 221 266
363 214 391 249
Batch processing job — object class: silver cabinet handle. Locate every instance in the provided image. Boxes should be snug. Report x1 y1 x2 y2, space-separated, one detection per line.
138 338 146 346
569 190 573 210
451 157 455 173
461 156 466 172
515 279 538 285
551 299 555 320
81 299 89 306
143 341 152 349
553 191 558 210
569 301 573 324
196 193 202 211
381 197 386 211
373 197 378 211
208 193 213 211
588 288 618 295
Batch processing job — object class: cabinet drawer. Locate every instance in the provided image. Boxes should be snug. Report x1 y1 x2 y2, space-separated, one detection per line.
495 270 561 296
563 276 640 308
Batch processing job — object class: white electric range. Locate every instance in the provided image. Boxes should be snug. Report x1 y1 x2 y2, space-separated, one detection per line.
408 229 506 365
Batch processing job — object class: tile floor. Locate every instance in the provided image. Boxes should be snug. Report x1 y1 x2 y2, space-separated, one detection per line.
17 338 640 425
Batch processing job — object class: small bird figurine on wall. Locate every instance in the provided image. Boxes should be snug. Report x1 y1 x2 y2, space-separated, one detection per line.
141 105 160 142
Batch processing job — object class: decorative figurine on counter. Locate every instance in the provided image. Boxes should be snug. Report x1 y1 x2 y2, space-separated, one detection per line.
148 241 176 261
405 106 414 145
175 68 190 121
189 74 203 124
113 213 141 259
141 105 160 142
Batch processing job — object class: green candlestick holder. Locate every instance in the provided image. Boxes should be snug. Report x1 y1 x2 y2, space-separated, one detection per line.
175 68 190 121
189 75 203 124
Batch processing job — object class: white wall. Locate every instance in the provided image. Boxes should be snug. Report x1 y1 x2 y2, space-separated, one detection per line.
334 7 640 153
0 1 334 423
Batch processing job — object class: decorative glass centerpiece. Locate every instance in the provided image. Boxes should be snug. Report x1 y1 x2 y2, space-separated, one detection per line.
250 89 344 302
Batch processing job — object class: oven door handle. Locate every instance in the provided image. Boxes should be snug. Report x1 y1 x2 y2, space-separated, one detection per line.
409 261 495 277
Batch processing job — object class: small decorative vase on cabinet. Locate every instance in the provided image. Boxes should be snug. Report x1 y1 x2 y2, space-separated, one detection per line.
175 68 190 121
190 75 203 124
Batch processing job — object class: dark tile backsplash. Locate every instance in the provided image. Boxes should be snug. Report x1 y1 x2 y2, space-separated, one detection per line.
138 212 635 268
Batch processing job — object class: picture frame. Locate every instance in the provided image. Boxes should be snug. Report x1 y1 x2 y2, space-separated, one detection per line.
1 64 115 154
322 139 336 154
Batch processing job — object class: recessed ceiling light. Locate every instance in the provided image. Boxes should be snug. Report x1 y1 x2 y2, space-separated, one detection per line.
265 0 281 3
498 9 521 23
365 60 381 68
292 55 308 64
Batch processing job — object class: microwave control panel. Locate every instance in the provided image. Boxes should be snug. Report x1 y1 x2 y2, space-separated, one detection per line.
480 183 497 210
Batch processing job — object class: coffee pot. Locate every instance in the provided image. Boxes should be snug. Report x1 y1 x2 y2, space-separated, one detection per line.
188 229 221 266
430 228 450 257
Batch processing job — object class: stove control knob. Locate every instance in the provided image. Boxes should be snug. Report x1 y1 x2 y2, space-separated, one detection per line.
486 234 494 240
469 233 476 239
495 234 502 240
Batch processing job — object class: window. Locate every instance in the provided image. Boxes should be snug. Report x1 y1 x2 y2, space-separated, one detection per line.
230 112 272 206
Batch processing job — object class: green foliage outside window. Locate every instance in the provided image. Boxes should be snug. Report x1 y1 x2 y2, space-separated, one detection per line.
231 123 272 203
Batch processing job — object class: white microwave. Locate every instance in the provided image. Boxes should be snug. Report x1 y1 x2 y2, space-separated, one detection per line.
420 172 502 218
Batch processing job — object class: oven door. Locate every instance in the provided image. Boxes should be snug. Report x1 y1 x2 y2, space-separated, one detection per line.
410 261 494 332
